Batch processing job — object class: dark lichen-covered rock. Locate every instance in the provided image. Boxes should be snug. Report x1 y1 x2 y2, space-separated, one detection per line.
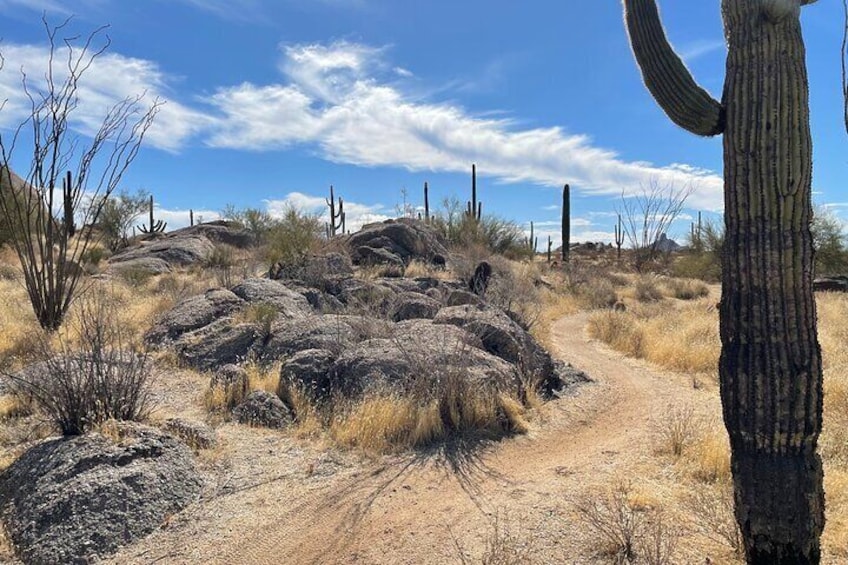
145 289 245 345
391 292 442 322
233 391 292 429
433 304 559 393
176 320 262 371
278 348 336 402
0 423 201 565
110 234 215 268
230 278 312 318
347 219 448 266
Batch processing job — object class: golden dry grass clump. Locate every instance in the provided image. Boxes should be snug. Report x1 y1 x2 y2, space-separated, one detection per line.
587 297 719 375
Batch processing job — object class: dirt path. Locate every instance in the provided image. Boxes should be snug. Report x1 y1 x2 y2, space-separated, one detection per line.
110 312 719 564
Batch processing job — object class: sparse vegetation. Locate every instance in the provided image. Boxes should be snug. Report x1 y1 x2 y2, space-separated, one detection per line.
5 291 153 435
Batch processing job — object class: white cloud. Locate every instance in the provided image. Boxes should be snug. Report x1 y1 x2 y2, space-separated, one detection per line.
154 208 222 231
0 42 210 152
204 41 725 210
1 37 725 210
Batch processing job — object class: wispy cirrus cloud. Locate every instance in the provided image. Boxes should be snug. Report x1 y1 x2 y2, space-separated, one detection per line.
0 43 211 152
204 41 724 209
678 39 726 62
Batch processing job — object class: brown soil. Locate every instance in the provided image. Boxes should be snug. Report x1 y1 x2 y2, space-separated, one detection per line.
107 312 730 565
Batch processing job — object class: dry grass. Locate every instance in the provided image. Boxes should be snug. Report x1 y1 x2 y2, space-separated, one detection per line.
587 298 719 375
664 278 710 301
329 386 531 454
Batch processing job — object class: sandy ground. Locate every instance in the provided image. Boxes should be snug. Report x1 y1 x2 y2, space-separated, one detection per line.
101 311 745 565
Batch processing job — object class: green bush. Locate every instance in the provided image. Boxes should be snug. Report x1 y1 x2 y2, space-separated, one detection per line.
812 206 848 276
96 189 151 251
431 197 531 259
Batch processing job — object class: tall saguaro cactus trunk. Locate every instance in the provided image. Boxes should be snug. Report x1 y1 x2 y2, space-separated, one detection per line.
624 1 823 563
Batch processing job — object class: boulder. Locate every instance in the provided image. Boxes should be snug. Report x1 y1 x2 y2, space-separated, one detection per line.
278 348 336 402
173 221 255 249
433 305 558 391
110 234 215 268
330 320 519 397
230 278 312 318
262 315 385 360
145 289 245 345
356 246 405 268
0 423 201 565
392 292 442 321
446 289 485 307
176 320 262 371
347 219 448 265
162 418 218 450
106 256 173 277
233 391 292 428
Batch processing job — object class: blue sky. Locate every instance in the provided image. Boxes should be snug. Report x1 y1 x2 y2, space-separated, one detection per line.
0 1 845 247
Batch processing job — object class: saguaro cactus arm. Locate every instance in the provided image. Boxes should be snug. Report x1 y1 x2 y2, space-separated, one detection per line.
623 0 725 136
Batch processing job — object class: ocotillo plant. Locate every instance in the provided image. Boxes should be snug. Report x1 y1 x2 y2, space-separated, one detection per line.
423 181 430 223
326 185 345 236
561 184 570 263
137 194 166 234
465 164 482 221
614 214 624 261
625 1 823 561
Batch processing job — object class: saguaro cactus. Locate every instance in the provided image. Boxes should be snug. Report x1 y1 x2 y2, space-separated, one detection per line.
423 181 430 223
561 184 570 263
624 1 823 562
61 171 77 238
525 221 537 254
326 185 345 237
614 214 624 261
137 194 166 234
466 164 482 221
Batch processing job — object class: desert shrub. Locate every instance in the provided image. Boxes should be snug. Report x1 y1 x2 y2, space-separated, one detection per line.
688 484 743 556
6 292 153 435
485 261 543 330
637 510 680 565
118 266 154 288
674 219 724 282
432 197 531 260
664 278 709 300
206 243 239 287
455 513 533 565
653 404 701 457
633 276 663 302
239 302 278 338
587 311 645 358
264 205 324 272
97 189 150 251
688 423 732 484
574 480 646 562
